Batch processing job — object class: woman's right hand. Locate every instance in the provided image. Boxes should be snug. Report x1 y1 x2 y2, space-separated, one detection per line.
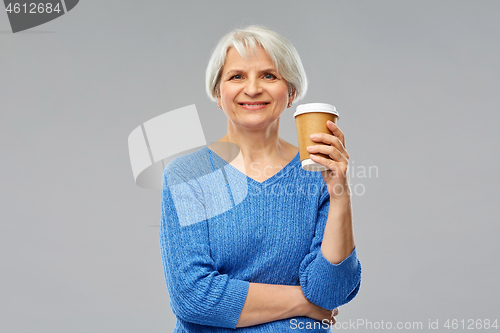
304 301 339 324
292 286 338 324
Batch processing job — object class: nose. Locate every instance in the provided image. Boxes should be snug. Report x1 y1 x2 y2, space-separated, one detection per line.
243 77 262 97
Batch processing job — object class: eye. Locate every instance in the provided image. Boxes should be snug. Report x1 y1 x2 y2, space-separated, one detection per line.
230 74 243 80
264 73 277 80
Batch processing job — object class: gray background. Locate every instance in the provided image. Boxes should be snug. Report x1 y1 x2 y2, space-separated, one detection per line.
1 1 499 332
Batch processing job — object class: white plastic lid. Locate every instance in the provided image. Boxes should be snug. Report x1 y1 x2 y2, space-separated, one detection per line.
293 103 339 118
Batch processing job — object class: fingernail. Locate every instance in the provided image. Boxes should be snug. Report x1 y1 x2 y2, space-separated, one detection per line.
310 134 317 139
327 120 334 126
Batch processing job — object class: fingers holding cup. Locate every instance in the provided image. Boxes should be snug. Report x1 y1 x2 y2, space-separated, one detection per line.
309 131 349 160
307 143 347 164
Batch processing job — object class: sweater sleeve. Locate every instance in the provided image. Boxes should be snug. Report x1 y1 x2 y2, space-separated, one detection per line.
159 165 249 328
298 185 361 310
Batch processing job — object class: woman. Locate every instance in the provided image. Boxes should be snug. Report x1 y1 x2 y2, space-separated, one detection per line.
160 25 361 332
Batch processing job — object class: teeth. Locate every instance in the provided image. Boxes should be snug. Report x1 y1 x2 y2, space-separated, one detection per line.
242 104 267 106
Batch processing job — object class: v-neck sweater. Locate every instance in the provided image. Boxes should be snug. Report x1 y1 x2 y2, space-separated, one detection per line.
159 146 361 332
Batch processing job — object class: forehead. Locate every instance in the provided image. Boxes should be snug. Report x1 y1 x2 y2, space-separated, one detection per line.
223 46 275 71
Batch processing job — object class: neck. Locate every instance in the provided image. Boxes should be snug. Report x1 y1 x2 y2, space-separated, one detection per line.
219 117 287 163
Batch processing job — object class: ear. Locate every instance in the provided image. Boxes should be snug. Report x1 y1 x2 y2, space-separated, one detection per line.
287 88 296 107
215 87 222 108
216 94 222 109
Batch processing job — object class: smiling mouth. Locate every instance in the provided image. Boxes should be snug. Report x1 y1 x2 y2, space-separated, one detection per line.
239 103 270 106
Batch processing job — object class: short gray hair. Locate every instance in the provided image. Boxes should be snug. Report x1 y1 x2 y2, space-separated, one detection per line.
205 25 308 102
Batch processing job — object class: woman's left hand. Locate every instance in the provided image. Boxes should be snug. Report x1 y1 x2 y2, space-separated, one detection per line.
307 120 351 198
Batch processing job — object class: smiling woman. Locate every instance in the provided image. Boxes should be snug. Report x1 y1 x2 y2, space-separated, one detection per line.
159 25 361 333
217 46 292 135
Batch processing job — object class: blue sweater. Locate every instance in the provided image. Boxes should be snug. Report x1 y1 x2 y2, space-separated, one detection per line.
159 146 361 332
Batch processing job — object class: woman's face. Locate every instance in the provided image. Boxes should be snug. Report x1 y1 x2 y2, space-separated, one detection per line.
217 46 293 130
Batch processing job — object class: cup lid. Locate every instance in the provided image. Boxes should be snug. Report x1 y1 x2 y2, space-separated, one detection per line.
293 103 339 118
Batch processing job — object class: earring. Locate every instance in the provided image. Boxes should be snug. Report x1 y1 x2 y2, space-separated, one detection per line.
288 103 292 107
218 106 222 110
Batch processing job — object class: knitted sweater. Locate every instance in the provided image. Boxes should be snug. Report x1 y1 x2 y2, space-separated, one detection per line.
159 146 361 332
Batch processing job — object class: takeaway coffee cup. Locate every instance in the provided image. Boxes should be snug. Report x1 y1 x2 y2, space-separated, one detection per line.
293 103 339 171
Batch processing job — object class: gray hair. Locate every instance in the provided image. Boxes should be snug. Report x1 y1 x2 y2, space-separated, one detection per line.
205 25 308 102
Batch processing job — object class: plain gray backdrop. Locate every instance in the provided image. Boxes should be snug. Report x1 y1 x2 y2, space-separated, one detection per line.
1 1 499 332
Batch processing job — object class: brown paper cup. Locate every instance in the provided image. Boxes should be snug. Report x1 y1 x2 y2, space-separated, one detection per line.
293 103 339 171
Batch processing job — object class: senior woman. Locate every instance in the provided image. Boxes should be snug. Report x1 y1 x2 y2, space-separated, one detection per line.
159 25 361 332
